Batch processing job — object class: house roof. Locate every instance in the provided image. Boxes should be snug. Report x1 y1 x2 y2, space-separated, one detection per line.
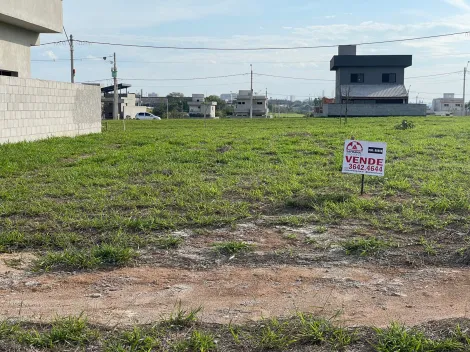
340 84 408 98
330 55 412 70
101 83 132 94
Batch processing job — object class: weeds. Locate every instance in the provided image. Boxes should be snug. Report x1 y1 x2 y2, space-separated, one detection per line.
297 313 353 350
395 120 415 130
341 237 394 256
252 318 295 350
105 327 160 352
34 244 137 271
419 236 439 256
374 322 466 352
176 330 216 352
1 314 469 351
162 301 202 329
212 241 254 255
17 315 98 348
155 235 184 249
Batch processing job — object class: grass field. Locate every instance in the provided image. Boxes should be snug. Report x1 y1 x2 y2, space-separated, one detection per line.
1 116 470 350
1 117 469 251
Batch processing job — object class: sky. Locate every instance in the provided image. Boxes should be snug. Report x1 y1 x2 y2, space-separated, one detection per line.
31 0 470 103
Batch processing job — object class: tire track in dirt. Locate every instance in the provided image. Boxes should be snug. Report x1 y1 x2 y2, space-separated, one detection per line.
1 262 470 327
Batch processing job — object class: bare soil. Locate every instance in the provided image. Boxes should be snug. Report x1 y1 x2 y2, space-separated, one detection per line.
1 224 469 328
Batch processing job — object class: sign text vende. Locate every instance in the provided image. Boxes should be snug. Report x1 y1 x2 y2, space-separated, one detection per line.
342 140 387 177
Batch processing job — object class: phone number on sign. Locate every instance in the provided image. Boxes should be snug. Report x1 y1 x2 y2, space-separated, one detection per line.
348 164 383 172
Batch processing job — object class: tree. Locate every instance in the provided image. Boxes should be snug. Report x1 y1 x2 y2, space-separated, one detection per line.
167 92 185 98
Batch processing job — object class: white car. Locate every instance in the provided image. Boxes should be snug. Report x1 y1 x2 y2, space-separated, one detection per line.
135 112 161 120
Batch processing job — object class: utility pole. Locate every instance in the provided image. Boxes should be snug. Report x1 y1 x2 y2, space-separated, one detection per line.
265 88 268 117
112 53 119 120
70 34 75 83
463 65 468 116
166 98 169 119
250 64 253 118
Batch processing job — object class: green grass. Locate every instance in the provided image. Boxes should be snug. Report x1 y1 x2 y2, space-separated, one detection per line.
212 241 254 255
1 314 469 351
1 117 470 259
419 236 439 256
375 322 466 352
341 237 394 256
161 301 203 329
16 315 98 348
34 244 137 271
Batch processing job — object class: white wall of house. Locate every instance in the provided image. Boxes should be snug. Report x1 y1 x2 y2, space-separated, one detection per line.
0 22 39 78
0 0 63 33
0 0 62 78
234 90 268 116
432 94 463 115
0 76 101 144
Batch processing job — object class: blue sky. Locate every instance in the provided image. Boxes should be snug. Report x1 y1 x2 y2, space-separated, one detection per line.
31 0 470 103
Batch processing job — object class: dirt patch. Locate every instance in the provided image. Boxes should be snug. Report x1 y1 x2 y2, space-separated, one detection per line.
1 261 469 328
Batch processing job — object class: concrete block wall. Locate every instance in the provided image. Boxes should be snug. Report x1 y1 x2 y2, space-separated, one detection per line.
0 76 101 144
323 103 427 117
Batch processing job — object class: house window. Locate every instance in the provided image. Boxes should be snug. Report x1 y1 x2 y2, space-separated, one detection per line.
456 104 461 107
242 102 246 105
0 70 19 77
382 73 396 83
351 73 364 83
238 102 242 105
444 104 449 107
257 102 263 105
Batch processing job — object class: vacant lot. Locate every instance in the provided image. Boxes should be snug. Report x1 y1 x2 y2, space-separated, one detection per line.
1 117 470 351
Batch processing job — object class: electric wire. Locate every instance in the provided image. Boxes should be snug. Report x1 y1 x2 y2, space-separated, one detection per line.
69 30 470 51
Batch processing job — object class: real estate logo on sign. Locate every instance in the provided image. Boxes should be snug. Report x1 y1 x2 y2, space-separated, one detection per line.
342 140 387 177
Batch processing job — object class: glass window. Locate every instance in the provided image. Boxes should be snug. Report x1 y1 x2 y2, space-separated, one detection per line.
382 73 396 83
351 73 364 83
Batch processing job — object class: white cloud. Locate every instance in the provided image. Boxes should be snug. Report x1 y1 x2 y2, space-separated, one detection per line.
444 0 470 11
324 15 336 19
44 50 58 61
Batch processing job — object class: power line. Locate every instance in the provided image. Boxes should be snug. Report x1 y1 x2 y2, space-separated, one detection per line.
70 30 470 51
32 58 331 65
35 40 69 46
84 73 249 83
32 56 113 62
406 71 461 79
254 73 334 81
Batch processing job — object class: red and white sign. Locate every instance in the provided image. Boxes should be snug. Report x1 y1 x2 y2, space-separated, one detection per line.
342 140 387 177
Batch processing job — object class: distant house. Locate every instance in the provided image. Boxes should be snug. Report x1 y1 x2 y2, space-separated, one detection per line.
323 45 426 117
101 84 148 119
188 94 217 118
233 90 268 117
432 93 463 116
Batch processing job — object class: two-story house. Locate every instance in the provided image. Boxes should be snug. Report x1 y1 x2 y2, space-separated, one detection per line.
0 0 63 78
432 93 464 116
188 94 217 118
323 45 426 117
233 90 268 117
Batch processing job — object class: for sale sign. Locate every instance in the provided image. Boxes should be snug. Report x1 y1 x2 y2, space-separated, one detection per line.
342 140 387 177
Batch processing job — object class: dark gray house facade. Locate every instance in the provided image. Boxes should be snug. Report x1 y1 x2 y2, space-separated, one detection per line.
323 45 426 117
